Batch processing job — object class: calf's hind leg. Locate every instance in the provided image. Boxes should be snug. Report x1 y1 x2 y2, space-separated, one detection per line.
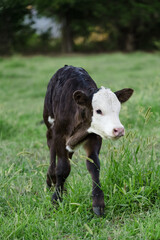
52 147 72 203
46 129 57 188
46 144 57 188
84 134 105 216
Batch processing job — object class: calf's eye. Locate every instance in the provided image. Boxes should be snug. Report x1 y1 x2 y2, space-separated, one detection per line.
96 109 102 114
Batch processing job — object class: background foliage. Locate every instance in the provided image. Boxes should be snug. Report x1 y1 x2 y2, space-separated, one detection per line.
1 0 160 54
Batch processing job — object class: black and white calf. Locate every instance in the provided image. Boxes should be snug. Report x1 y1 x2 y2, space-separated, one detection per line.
43 65 133 216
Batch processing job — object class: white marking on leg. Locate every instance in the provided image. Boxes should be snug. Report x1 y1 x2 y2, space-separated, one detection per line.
66 139 87 153
66 145 74 153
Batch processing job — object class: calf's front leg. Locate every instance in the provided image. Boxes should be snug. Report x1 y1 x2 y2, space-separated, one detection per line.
66 122 90 152
84 134 105 216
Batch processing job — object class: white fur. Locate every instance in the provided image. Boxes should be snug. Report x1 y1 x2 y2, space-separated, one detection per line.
87 87 124 139
48 116 54 127
66 145 74 152
66 139 88 153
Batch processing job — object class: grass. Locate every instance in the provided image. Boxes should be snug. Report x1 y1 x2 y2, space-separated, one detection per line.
0 52 160 239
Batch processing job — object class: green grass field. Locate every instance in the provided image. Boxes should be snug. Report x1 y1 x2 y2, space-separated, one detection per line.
0 53 160 239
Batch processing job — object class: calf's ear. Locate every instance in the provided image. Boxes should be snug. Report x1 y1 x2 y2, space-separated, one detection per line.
73 90 90 106
115 88 134 103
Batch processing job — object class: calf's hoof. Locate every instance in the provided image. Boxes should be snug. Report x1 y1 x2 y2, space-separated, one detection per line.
46 183 52 190
93 206 104 216
51 192 62 204
46 173 56 187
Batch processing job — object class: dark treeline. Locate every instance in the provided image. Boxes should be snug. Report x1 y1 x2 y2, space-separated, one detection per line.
0 0 160 55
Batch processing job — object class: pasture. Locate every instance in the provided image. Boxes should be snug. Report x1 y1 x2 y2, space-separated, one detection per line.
0 52 160 239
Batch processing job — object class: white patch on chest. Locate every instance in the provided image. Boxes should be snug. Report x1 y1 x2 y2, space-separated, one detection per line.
48 116 54 127
87 87 124 139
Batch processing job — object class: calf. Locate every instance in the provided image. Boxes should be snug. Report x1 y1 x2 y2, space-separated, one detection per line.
43 65 133 216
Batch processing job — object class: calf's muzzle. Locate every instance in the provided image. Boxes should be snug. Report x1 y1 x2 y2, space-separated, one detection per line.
113 127 125 137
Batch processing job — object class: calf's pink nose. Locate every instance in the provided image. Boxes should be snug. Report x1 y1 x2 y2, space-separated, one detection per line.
113 127 125 137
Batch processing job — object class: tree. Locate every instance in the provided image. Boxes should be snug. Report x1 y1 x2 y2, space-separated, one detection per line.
35 0 160 52
0 0 34 55
35 0 105 53
101 0 160 51
1 0 160 54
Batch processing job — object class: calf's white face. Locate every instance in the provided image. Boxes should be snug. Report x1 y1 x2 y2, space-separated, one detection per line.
87 87 124 139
